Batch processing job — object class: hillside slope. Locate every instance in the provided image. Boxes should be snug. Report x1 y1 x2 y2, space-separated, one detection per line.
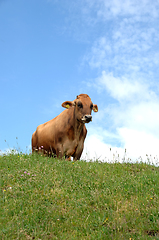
1 154 159 239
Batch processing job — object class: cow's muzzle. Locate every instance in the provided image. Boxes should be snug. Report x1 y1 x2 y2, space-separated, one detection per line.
81 115 92 123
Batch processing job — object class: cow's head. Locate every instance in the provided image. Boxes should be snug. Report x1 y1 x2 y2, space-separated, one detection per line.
62 94 98 123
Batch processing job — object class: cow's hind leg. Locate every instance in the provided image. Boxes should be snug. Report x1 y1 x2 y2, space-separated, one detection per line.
32 131 38 153
55 145 64 159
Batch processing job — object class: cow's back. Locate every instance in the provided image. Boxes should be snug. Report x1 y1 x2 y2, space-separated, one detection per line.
32 109 73 153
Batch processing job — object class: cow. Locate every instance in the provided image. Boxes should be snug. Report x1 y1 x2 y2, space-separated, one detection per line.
32 94 98 160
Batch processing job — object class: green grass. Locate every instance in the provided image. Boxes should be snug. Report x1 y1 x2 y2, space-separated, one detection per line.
0 153 159 239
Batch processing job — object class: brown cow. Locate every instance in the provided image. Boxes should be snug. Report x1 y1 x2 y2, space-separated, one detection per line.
32 94 98 160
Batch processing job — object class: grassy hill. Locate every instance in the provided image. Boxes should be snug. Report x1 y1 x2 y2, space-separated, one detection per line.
1 153 159 239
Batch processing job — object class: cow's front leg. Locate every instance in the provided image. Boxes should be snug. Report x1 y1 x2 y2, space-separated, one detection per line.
65 156 72 161
73 143 84 161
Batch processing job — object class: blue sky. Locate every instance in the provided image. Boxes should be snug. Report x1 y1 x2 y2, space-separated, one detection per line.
1 0 159 164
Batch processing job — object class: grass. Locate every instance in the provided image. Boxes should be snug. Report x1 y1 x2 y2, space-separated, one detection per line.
0 153 159 239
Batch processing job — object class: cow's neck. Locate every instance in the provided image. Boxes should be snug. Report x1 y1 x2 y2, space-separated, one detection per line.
75 119 84 138
72 108 84 140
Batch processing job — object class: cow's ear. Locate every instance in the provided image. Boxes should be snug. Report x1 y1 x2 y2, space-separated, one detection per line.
62 101 74 109
93 104 98 112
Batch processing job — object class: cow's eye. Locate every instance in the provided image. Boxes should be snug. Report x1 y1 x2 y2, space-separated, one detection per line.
90 103 93 109
78 102 83 108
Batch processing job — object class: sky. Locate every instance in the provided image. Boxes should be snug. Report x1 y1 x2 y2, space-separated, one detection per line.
1 0 159 165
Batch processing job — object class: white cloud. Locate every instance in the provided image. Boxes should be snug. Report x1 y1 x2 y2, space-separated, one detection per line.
118 127 159 155
97 72 159 135
82 134 125 163
0 148 18 156
85 24 159 78
82 131 159 165
94 0 159 19
97 71 151 102
83 70 159 166
83 0 159 82
125 102 159 135
118 127 159 165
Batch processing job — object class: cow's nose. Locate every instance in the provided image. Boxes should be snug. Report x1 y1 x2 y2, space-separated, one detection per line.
85 115 92 122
